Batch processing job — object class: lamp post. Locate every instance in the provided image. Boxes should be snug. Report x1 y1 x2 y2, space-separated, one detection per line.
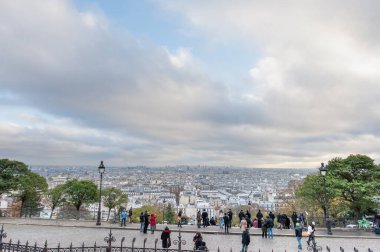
320 162 333 235
162 198 166 224
96 161 105 226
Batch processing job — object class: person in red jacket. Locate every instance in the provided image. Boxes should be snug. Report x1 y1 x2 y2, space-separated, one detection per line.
150 213 157 234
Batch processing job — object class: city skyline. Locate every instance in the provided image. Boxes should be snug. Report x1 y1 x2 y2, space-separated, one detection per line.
1 1 380 168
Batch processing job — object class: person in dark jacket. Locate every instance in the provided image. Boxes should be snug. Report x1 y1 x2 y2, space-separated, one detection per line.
265 216 274 239
143 210 150 234
227 209 233 228
161 226 171 249
238 210 245 226
261 217 268 238
291 212 298 229
256 210 263 228
268 211 275 221
139 212 144 232
223 213 229 233
241 228 250 252
193 232 203 250
202 209 208 228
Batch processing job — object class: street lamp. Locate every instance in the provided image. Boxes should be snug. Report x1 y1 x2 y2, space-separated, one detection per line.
162 198 166 224
320 162 332 235
96 161 105 226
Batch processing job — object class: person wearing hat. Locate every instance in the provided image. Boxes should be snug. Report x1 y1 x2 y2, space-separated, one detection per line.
294 222 303 250
307 221 316 246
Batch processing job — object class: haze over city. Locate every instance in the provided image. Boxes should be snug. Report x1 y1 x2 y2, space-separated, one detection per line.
1 1 380 168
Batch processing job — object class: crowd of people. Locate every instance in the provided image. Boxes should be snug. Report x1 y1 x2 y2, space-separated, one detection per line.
118 207 317 251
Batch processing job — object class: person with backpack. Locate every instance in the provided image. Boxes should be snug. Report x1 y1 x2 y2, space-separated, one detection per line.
295 222 303 250
266 216 274 239
241 227 250 252
261 217 268 238
307 221 316 246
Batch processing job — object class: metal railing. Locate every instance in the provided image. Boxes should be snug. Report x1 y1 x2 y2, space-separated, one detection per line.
0 226 201 252
1 226 376 252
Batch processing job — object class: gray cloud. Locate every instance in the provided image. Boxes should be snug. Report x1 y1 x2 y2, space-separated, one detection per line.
1 0 380 167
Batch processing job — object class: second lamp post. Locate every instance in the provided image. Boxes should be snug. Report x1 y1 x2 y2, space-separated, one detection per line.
96 161 105 226
320 162 333 235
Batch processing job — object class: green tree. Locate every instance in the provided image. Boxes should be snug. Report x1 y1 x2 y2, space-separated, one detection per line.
295 154 380 221
102 187 128 221
64 179 97 214
17 171 48 217
295 174 328 212
164 203 176 224
47 184 66 219
0 159 29 194
327 154 380 218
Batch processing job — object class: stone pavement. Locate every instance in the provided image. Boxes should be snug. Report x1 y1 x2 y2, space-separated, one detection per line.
0 218 379 252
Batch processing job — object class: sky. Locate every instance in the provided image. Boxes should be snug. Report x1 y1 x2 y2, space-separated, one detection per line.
1 0 380 168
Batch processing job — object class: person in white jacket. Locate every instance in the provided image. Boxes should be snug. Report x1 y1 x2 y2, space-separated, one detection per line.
307 221 316 245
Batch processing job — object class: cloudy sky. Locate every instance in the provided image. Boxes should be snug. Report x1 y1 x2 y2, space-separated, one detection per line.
1 0 380 168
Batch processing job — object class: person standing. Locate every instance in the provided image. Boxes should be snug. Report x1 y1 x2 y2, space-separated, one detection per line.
291 212 298 229
238 210 245 228
143 210 150 234
268 211 275 221
202 209 208 228
120 208 127 227
228 209 233 228
223 213 229 233
150 213 157 234
261 217 268 238
241 228 250 252
241 217 248 230
295 222 303 250
266 216 274 239
139 212 144 232
219 210 224 229
256 210 263 228
277 213 283 229
128 207 133 224
307 221 316 246
161 226 172 249
197 210 202 228
246 210 251 224
177 209 183 228
299 212 305 226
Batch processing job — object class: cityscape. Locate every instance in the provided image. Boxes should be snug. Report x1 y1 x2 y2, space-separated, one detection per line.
21 165 313 221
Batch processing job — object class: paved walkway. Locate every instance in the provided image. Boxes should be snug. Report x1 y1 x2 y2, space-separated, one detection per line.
0 218 379 252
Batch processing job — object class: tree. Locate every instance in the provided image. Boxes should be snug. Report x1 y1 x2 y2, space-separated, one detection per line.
47 184 66 219
295 174 328 212
0 159 30 194
16 171 48 217
295 154 380 221
164 203 176 224
64 179 97 214
327 154 380 218
102 187 128 221
0 159 48 217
